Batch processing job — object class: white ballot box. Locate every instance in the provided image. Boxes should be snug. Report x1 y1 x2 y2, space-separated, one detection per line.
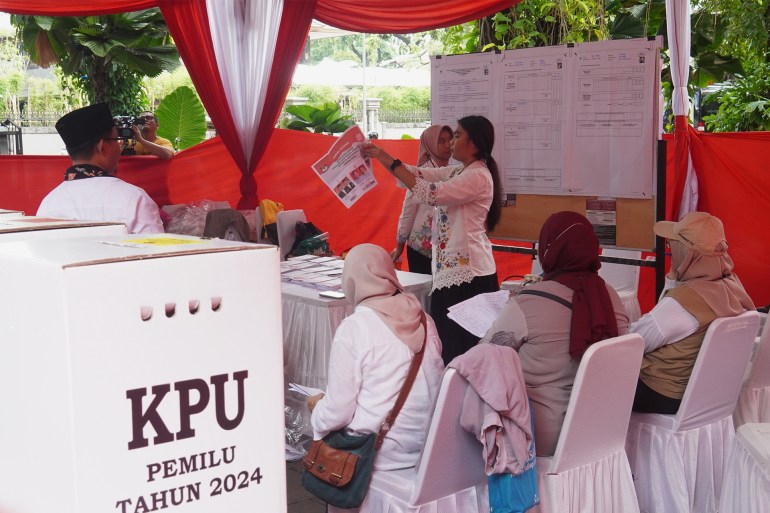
0 215 127 241
0 208 24 217
0 234 285 513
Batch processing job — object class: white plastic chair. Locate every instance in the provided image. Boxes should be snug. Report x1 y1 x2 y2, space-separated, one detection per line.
276 209 306 260
718 423 770 513
533 334 644 513
625 310 760 513
599 248 642 323
329 369 488 513
734 320 770 428
253 206 265 243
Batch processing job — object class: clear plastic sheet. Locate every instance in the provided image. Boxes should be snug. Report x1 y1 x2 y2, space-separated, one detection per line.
284 372 314 461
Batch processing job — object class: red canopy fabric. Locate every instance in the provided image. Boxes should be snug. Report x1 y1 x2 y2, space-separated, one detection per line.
0 0 154 15
314 0 520 32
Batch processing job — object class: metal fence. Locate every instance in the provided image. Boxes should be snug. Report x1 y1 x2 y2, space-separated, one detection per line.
342 108 431 124
0 111 66 129
0 119 23 155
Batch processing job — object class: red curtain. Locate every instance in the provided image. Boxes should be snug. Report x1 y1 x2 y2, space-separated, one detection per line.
159 0 245 173
688 130 770 309
0 138 243 213
241 0 318 209
668 115 690 220
314 0 521 32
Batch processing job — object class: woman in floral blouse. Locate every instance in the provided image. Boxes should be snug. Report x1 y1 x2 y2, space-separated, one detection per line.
363 115 503 364
391 124 453 275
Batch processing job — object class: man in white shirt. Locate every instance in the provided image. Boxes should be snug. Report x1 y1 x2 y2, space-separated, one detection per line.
37 103 164 234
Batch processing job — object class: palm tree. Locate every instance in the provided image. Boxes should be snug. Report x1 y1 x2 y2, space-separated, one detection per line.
11 9 180 114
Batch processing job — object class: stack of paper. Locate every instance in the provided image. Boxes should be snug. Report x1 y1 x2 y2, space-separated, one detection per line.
280 254 345 290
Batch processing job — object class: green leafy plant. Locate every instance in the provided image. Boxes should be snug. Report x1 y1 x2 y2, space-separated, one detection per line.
11 10 179 114
283 102 354 134
704 62 770 132
154 85 207 150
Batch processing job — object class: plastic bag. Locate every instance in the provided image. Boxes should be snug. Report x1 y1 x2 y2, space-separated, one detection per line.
284 372 314 461
163 200 230 236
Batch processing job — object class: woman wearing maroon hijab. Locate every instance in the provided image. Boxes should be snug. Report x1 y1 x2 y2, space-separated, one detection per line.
479 211 629 455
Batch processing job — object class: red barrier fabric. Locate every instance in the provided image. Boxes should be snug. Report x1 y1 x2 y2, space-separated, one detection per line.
688 131 770 309
0 137 242 214
2 128 767 309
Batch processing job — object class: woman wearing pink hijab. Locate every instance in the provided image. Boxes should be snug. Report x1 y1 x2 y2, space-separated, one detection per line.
391 124 453 274
307 244 444 470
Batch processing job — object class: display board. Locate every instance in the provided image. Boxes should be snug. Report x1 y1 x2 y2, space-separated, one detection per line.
431 37 662 249
490 195 655 249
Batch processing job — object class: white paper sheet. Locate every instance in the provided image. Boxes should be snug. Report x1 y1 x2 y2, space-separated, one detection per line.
288 383 324 397
447 290 511 338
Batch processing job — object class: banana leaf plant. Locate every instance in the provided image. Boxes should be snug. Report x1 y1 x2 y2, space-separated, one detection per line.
154 85 207 151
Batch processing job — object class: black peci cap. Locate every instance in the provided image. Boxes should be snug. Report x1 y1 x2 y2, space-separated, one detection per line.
55 103 114 150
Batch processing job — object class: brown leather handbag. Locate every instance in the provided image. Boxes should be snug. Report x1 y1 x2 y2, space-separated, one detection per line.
301 313 427 508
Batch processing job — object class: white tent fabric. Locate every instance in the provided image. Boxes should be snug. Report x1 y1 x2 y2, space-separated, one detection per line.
665 0 698 217
207 0 283 164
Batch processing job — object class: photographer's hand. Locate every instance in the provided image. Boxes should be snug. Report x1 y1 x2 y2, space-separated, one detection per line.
130 124 174 160
131 125 145 143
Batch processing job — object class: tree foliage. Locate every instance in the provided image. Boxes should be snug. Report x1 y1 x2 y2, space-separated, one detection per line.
0 30 26 116
11 10 179 115
439 0 765 131
704 61 770 131
304 31 442 68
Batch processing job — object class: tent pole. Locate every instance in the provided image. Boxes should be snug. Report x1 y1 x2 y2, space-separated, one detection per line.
362 33 367 135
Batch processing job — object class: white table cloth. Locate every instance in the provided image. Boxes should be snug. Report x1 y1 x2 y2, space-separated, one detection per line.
282 270 432 389
719 423 770 513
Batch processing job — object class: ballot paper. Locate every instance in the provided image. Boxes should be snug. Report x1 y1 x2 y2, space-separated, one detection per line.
311 125 377 208
289 383 324 397
446 290 512 338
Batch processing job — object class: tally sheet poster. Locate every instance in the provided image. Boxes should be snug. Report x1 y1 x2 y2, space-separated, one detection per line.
312 125 377 208
431 37 662 199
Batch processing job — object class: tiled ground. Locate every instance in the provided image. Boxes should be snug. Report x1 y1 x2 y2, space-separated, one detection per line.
286 459 327 513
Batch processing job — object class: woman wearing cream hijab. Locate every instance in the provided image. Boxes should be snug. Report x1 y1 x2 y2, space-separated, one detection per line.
307 244 444 470
630 211 755 413
391 124 453 274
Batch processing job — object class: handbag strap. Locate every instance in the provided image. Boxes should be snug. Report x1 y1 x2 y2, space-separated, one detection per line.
375 312 427 449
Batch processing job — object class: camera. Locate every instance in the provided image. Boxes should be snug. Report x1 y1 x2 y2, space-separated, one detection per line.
113 115 145 139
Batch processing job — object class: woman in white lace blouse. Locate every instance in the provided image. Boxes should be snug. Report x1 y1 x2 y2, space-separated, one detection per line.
363 115 503 364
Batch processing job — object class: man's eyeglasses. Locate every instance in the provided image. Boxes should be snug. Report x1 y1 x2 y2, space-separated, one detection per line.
139 115 155 121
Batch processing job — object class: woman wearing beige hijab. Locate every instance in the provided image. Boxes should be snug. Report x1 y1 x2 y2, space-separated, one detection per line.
391 124 453 274
631 211 755 413
307 244 444 470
